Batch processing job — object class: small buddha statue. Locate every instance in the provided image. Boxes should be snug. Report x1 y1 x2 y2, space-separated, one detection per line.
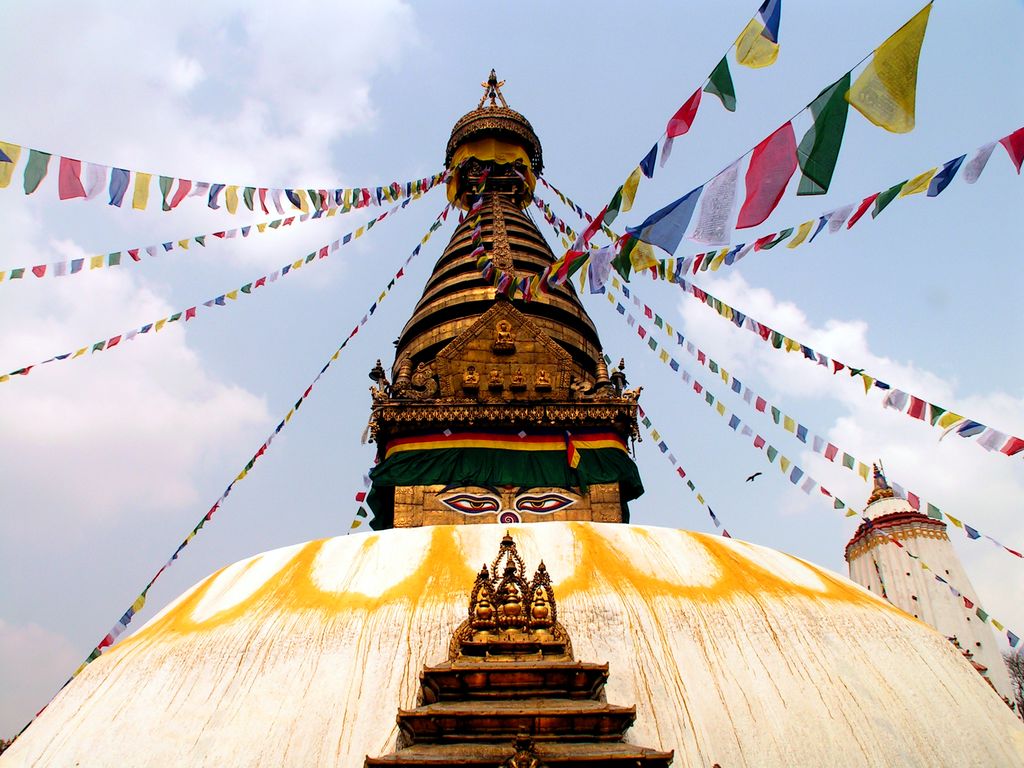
493 319 516 352
498 580 525 630
534 369 551 390
462 365 480 390
509 368 526 390
488 369 504 389
530 586 552 628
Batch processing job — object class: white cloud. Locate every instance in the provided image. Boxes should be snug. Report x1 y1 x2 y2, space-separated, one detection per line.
0 621 79 737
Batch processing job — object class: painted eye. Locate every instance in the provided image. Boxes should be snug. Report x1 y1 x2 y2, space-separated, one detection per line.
441 494 500 514
515 493 575 514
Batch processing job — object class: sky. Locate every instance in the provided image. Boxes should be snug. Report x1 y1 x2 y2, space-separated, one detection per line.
0 0 1022 737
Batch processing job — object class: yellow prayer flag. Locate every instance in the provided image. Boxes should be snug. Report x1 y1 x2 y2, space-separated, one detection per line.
862 374 874 393
992 619 1005 632
350 519 363 530
720 369 729 383
257 223 267 233
236 470 248 481
630 241 659 271
226 290 238 300
131 595 146 612
787 220 815 249
132 172 152 210
846 4 932 133
845 508 858 517
178 239 189 249
225 185 239 214
780 456 792 473
783 415 796 433
155 319 167 332
90 255 104 270
292 259 303 270
378 291 386 302
606 291 615 304
296 189 309 213
783 337 799 353
651 430 661 441
899 167 938 196
946 514 963 528
0 142 22 188
696 493 705 505
355 227 365 239
612 276 621 289
659 349 669 363
331 350 340 361
621 167 642 213
0 272 5 283
327 207 337 217
0 375 9 383
937 411 963 429
709 250 727 271
72 347 87 359
666 323 674 337
735 18 779 68
857 462 870 480
715 401 726 416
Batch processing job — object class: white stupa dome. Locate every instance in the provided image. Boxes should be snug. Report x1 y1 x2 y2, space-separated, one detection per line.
3 522 1022 767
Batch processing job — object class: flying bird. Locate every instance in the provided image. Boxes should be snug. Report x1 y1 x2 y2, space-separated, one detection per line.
745 472 762 483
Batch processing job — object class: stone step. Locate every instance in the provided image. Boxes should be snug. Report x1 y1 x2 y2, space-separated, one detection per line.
420 660 609 702
365 741 674 766
396 699 636 744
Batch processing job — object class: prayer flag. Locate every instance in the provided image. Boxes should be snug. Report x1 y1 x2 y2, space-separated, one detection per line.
626 185 702 255
786 220 814 248
23 149 51 195
846 4 932 133
57 157 86 200
132 172 151 210
899 167 937 196
667 88 702 138
871 181 904 218
1000 436 1024 457
927 155 964 196
962 142 995 184
640 144 658 178
169 179 192 208
999 126 1024 173
735 0 782 68
797 74 850 195
226 185 239 214
0 141 21 188
737 123 797 228
691 162 738 246
704 57 737 112
846 192 879 228
620 167 642 213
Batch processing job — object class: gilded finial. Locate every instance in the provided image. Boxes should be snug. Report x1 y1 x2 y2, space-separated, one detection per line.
867 461 895 504
479 68 509 109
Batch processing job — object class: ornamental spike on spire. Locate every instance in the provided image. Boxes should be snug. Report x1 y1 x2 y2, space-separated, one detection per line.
478 68 509 109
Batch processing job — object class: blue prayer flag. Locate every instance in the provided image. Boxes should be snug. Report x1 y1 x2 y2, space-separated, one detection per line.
640 144 658 178
108 168 130 207
790 466 804 484
928 155 965 197
625 185 702 255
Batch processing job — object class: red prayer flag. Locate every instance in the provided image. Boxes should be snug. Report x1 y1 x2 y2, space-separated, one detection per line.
753 435 766 448
169 179 191 209
184 307 196 321
832 360 844 374
737 123 798 228
755 396 767 412
128 249 140 261
107 335 121 347
254 277 266 288
907 396 926 420
57 157 87 200
666 89 702 138
963 596 974 609
258 187 269 214
847 192 879 229
1000 436 1024 456
753 233 775 251
676 467 687 478
1000 127 1024 174
825 443 839 461
31 264 46 277
907 492 920 510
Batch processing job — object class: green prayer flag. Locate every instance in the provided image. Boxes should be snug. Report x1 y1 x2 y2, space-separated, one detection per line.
159 176 173 210
704 57 737 112
23 149 51 195
654 314 663 328
709 361 719 373
168 312 182 322
926 503 942 520
770 406 781 424
928 403 946 426
305 252 315 263
705 391 714 405
612 237 635 280
797 73 850 196
767 446 778 462
647 337 657 351
243 186 255 211
834 499 845 509
92 341 105 352
976 607 989 622
686 480 695 490
604 185 623 225
107 252 121 267
269 220 281 229
872 182 904 218
760 227 794 249
195 235 206 246
842 453 855 469
241 283 252 294
10 267 25 279
770 331 784 349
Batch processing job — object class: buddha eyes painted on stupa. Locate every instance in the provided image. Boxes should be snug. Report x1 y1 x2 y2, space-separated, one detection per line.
438 486 578 523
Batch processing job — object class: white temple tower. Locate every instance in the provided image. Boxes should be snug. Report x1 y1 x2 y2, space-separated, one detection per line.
846 465 1015 709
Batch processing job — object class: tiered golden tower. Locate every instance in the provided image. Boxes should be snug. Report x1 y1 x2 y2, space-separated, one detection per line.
365 72 643 530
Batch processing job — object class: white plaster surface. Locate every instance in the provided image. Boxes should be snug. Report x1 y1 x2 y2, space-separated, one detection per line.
3 522 1023 767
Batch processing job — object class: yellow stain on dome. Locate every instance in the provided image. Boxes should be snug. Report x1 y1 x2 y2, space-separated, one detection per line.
116 523 900 653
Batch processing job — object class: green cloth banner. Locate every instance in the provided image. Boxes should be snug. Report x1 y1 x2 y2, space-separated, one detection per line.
797 73 850 196
704 57 737 112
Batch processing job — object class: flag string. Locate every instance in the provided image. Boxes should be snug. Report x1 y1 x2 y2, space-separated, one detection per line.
597 280 1022 653
0 136 441 216
606 278 1023 563
0 173 446 284
532 182 1024 460
0 188 441 384
22 201 453 737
